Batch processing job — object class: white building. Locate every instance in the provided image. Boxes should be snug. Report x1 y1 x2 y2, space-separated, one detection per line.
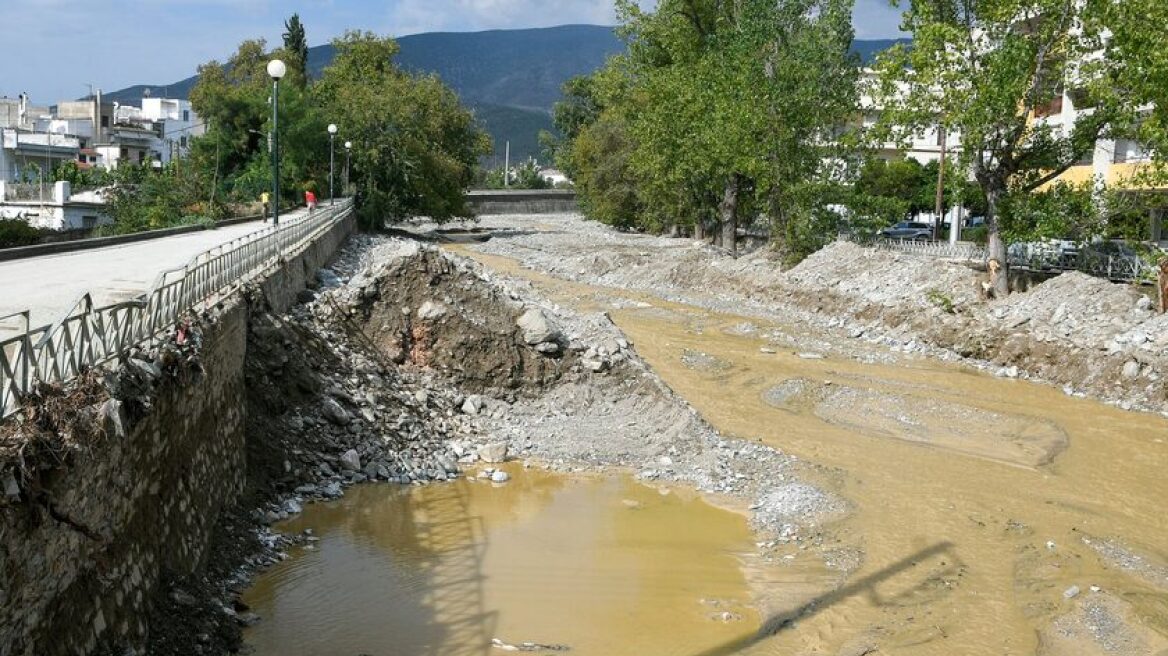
0 180 110 231
113 97 204 165
0 128 81 183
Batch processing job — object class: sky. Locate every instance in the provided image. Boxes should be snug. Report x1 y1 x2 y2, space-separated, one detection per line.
1 0 906 104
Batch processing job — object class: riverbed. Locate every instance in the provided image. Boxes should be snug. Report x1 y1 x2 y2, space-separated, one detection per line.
242 222 1168 656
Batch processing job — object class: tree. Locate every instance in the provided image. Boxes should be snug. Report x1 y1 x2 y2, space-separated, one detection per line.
314 31 490 227
566 0 858 257
283 14 310 88
873 0 1156 296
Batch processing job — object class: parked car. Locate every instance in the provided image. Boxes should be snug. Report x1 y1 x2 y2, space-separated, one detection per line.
879 221 934 240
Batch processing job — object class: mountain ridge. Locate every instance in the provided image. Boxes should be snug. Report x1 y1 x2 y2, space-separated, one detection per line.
101 25 908 162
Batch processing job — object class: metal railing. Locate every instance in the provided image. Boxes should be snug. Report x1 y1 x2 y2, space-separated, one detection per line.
841 233 1161 283
1 200 353 418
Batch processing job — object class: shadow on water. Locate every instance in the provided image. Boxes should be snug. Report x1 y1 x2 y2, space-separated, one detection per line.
409 482 497 656
689 542 962 656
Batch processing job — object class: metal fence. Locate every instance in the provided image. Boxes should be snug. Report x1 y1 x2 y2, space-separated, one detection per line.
0 200 353 418
841 233 1161 284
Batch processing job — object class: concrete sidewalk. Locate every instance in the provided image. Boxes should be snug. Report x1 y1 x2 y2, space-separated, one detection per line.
0 208 312 336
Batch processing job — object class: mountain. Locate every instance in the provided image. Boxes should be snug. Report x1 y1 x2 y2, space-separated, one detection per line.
102 26 907 162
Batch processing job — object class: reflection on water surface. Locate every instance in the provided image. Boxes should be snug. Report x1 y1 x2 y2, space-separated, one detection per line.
243 465 762 656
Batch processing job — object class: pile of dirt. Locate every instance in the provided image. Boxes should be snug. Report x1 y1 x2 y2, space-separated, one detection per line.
786 241 983 312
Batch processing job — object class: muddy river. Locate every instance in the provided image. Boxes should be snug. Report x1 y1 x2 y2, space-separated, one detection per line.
244 465 761 655
245 244 1168 655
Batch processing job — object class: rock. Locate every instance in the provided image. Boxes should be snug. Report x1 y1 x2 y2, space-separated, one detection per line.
477 442 509 463
339 449 362 472
760 347 776 354
130 358 162 380
99 399 126 439
517 308 561 345
320 397 351 426
283 499 302 515
462 395 485 415
1122 360 1142 380
796 352 825 360
584 358 609 373
1137 295 1153 312
534 341 561 354
1063 585 1081 599
296 289 317 304
490 470 511 483
170 589 197 607
316 269 342 288
414 390 429 405
3 470 20 500
417 301 448 320
322 482 344 498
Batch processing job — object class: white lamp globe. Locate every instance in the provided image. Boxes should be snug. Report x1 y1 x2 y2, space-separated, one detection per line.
328 124 338 135
345 141 352 149
267 59 287 80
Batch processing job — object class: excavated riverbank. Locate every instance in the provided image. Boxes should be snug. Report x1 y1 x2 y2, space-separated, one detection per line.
121 234 839 654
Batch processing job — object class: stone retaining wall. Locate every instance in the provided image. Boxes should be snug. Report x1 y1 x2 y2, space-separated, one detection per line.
0 211 355 656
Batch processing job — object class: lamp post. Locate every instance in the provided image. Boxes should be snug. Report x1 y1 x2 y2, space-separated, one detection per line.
327 123 338 206
344 141 352 196
267 59 286 225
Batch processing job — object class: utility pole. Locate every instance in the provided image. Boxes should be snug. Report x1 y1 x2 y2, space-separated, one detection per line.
504 141 510 189
934 127 947 242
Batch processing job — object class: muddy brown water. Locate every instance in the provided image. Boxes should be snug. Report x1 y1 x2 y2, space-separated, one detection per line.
245 244 1168 655
243 465 761 655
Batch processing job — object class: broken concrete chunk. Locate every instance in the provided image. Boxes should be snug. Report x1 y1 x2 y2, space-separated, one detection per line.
517 308 561 345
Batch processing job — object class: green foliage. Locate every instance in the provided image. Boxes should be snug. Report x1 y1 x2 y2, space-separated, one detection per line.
478 161 551 190
926 289 956 314
283 14 309 88
314 31 491 227
0 219 51 248
102 162 226 235
561 0 859 249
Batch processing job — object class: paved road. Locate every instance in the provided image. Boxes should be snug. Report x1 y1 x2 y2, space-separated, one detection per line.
0 208 311 337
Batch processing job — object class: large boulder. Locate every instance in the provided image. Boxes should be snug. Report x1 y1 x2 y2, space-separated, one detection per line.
477 442 509 463
517 308 561 345
339 449 362 472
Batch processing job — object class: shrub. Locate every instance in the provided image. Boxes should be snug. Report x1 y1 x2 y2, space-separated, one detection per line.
0 219 50 248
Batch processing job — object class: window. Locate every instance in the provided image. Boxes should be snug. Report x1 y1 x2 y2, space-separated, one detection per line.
82 215 98 229
182 110 190 122
120 147 127 159
101 116 110 128
1114 138 1149 164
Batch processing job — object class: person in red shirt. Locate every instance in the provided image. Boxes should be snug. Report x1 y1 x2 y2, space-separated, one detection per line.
305 189 317 213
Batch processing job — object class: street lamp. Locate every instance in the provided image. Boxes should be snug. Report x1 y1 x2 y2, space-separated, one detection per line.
344 141 352 196
267 59 286 225
327 123 338 206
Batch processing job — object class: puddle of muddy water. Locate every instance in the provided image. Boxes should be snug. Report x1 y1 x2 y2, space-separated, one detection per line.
447 244 1168 655
242 466 764 656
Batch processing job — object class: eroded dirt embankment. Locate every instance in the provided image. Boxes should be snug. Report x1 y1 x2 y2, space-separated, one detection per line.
460 213 1166 415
